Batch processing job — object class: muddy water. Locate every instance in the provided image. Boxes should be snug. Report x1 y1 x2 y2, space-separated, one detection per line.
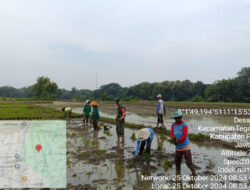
39 101 249 143
67 120 250 190
73 107 249 144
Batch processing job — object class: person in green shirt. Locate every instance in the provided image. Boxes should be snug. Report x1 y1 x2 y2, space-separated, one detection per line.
83 100 91 126
91 101 100 130
115 99 126 144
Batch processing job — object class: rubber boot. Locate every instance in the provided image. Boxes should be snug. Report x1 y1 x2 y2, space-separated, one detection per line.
176 163 181 176
93 121 98 130
187 162 196 176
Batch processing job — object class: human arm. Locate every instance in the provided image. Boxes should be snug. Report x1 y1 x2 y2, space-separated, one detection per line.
119 107 126 121
83 106 85 115
156 101 160 114
135 140 141 157
170 124 174 138
97 108 100 120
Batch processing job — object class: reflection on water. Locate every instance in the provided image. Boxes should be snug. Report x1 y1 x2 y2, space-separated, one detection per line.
40 103 250 188
67 120 250 189
73 107 249 143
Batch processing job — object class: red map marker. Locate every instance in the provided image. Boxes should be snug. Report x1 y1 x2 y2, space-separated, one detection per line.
35 144 42 153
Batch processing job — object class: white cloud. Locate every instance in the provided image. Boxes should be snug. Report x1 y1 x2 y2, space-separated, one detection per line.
0 0 249 89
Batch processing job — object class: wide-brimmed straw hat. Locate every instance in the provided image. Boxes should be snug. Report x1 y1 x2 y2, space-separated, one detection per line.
91 101 98 106
136 128 150 141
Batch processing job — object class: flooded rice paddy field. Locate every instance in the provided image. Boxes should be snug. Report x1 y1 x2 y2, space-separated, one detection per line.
39 101 250 189
72 107 249 144
66 120 250 190
41 101 249 143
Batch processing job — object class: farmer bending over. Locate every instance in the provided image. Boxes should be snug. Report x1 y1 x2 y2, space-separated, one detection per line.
61 107 72 118
135 128 154 157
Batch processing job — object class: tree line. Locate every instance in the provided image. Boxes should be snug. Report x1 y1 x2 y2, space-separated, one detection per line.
0 67 249 102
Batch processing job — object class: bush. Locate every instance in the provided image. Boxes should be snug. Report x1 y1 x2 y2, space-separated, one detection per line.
189 95 205 102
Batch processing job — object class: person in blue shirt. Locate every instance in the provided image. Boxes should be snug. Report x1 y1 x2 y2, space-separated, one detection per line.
170 110 196 176
156 94 166 129
135 128 154 157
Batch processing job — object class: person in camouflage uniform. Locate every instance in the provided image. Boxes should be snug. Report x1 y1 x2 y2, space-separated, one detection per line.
115 99 126 143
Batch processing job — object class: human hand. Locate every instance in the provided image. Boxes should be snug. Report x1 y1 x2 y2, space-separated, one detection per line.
167 136 177 145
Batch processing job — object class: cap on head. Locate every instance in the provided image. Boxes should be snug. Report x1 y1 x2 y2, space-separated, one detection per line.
171 110 183 118
157 94 162 98
85 100 89 104
136 128 150 141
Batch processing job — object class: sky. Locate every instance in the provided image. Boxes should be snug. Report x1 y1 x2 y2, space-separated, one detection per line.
0 0 250 90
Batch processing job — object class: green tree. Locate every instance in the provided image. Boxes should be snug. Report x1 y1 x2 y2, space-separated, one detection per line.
31 76 58 100
93 83 122 99
205 79 240 102
236 67 250 102
100 92 112 100
237 67 250 82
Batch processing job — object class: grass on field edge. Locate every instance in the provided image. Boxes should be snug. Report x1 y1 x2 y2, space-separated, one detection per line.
0 100 82 120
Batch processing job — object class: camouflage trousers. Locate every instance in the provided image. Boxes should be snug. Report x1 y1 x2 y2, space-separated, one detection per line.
116 120 125 137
